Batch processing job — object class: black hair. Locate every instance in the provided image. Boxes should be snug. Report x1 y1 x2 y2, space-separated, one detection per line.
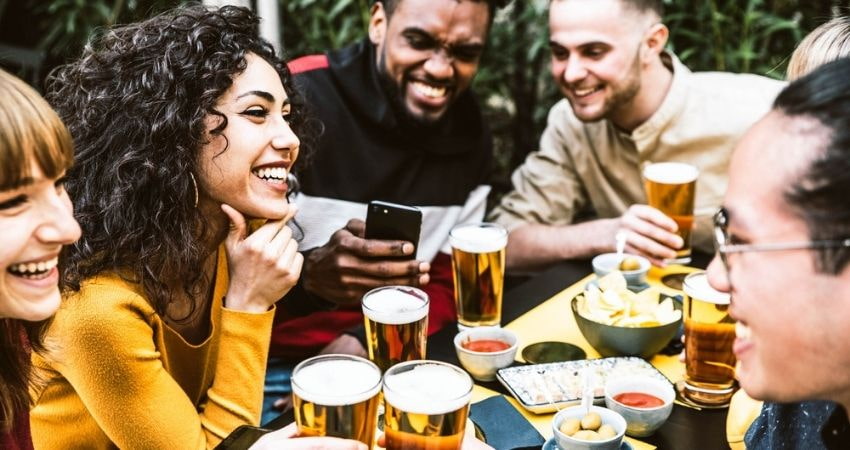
774 57 850 274
378 0 510 24
46 3 306 319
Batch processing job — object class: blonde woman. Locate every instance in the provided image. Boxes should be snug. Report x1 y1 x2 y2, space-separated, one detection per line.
0 69 81 449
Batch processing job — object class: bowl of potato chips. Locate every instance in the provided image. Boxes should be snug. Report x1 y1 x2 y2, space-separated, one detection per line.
572 272 682 359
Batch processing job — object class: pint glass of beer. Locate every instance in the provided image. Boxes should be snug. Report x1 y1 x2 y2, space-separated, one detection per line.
682 271 736 406
643 162 699 264
383 360 473 450
362 286 429 372
449 223 507 329
291 354 382 447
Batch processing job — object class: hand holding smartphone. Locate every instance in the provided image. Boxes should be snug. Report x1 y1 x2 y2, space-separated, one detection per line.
364 200 422 259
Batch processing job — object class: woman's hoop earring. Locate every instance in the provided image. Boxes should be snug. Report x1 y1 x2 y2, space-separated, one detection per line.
190 173 199 208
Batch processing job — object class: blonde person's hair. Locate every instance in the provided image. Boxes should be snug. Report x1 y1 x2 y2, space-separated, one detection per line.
787 15 850 80
0 69 74 431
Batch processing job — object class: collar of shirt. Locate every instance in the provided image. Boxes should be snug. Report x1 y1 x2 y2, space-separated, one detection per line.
821 404 850 449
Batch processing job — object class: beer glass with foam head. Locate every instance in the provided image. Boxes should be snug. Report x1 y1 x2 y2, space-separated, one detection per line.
683 271 736 406
291 354 382 447
643 162 699 264
362 286 429 372
383 360 473 450
449 223 507 329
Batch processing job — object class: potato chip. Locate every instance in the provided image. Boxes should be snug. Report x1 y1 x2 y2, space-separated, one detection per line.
577 273 681 327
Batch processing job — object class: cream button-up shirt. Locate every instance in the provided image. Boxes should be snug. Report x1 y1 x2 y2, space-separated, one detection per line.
491 53 785 252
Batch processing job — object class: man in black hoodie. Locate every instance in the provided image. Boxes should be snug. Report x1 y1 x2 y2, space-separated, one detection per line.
264 0 506 423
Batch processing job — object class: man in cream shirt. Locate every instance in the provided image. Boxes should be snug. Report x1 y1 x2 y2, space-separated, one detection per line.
490 0 784 270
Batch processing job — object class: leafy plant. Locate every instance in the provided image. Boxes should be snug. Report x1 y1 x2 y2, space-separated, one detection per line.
12 0 844 186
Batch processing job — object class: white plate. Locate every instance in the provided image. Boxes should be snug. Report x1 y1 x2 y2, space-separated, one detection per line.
497 357 672 413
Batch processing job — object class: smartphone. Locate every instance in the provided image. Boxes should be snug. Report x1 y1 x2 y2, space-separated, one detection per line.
214 425 271 450
365 200 422 259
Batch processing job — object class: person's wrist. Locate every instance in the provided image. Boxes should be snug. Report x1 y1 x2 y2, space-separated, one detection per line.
223 294 270 313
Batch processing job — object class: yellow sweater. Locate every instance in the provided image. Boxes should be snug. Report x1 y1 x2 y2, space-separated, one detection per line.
30 248 274 449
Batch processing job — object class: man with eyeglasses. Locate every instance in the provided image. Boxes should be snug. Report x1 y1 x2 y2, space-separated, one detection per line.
706 57 850 448
489 0 784 270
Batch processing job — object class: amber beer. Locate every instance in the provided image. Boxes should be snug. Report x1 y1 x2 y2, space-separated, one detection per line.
383 360 473 450
291 355 382 447
643 162 698 264
683 272 736 406
449 223 507 329
362 286 429 372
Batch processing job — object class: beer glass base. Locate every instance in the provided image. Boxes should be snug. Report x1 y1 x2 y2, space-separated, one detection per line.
457 323 501 331
664 256 692 265
682 381 735 407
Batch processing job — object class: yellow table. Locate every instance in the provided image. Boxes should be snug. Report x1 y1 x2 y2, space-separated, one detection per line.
488 265 702 449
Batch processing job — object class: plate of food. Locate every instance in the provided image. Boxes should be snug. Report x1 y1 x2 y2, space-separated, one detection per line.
496 357 673 413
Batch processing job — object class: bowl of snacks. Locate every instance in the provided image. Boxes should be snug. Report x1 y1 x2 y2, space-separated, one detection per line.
591 253 650 289
454 327 518 382
604 375 675 437
552 405 626 450
572 272 682 358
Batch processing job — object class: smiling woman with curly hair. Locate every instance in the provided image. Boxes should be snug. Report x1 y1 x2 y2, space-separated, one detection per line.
26 4 360 449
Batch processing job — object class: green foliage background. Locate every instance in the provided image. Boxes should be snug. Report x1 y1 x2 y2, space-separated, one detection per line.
8 0 848 188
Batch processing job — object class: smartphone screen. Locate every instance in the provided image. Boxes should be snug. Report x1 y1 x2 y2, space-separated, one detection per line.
365 200 422 259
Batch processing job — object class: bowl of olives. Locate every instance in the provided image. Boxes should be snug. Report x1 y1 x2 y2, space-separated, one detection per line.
552 405 626 450
591 253 651 290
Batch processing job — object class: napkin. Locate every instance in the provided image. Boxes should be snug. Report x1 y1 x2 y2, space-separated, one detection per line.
470 395 546 449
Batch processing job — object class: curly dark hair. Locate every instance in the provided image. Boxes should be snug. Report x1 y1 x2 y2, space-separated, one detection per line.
46 3 306 320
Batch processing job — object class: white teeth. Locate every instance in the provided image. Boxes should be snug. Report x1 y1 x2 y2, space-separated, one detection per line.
573 86 601 97
8 257 58 276
411 81 447 98
735 322 751 340
253 166 288 183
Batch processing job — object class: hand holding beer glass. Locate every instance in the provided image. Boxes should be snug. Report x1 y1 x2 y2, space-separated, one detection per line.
382 360 473 450
642 162 699 264
682 271 736 406
291 355 382 447
362 286 429 372
449 223 507 330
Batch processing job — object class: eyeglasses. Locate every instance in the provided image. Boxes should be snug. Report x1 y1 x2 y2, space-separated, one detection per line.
713 207 850 269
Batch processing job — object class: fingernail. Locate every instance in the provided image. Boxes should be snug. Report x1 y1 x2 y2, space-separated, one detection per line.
419 274 430 285
402 243 414 254
419 262 430 272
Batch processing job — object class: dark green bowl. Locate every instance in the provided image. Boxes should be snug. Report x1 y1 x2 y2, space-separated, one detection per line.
571 295 682 359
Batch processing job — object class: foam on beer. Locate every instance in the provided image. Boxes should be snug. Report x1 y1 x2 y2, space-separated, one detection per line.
362 288 428 325
292 358 381 406
642 162 699 184
683 272 730 305
449 224 507 254
383 363 472 415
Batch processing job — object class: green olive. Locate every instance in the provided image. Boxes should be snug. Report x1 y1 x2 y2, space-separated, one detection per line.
580 412 602 431
598 424 617 439
618 256 641 271
572 430 602 441
559 418 581 436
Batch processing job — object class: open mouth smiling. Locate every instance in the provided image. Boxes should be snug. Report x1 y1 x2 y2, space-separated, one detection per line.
7 256 59 280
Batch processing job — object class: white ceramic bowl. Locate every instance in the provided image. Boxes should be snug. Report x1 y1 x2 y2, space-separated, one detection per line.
591 253 651 288
453 327 518 382
552 405 626 450
604 375 675 437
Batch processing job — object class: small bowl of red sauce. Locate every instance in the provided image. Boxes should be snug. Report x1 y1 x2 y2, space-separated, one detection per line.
604 375 675 437
453 327 518 382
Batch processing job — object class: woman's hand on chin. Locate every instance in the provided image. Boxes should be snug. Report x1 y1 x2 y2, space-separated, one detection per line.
221 203 303 312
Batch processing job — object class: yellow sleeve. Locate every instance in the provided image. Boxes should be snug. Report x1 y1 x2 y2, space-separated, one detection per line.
32 283 273 449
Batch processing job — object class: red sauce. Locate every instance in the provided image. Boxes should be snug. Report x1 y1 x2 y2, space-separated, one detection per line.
462 339 511 352
613 392 665 408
